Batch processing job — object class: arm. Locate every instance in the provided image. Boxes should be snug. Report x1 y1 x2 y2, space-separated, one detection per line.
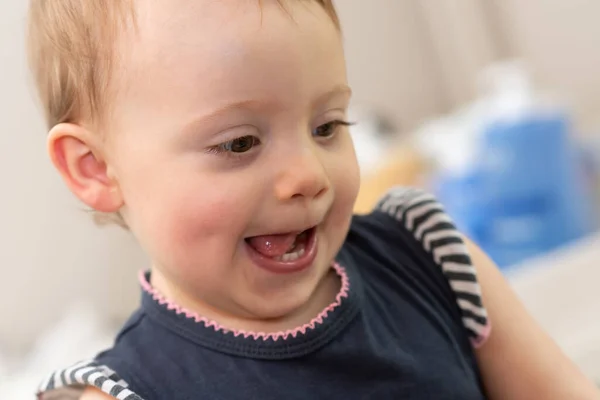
80 387 116 400
466 238 600 399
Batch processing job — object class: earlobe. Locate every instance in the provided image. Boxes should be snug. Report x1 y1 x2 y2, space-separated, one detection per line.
48 123 124 213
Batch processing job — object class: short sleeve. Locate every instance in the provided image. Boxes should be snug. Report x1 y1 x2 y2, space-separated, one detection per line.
36 360 144 400
374 187 491 348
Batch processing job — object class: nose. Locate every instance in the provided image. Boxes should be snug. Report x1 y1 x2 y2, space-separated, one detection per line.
274 145 330 202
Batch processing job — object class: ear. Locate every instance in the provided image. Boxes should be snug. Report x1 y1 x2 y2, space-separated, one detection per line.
48 123 124 213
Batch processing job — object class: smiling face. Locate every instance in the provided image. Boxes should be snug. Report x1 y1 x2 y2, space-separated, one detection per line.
104 0 360 325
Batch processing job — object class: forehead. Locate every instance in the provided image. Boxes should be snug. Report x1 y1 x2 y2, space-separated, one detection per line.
115 0 345 128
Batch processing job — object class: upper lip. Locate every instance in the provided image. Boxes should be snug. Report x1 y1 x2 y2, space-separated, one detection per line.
245 224 318 239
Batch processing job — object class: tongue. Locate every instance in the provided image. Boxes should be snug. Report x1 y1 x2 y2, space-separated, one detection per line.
247 233 297 258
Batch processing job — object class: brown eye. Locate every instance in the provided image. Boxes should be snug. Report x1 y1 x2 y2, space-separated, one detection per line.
221 136 260 153
312 120 353 138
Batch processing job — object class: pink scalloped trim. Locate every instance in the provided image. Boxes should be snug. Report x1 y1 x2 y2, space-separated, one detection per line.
139 263 350 342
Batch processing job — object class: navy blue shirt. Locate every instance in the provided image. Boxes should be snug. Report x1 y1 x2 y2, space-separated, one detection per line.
39 188 491 400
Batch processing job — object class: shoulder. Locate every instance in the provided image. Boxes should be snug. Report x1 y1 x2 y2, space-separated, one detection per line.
349 186 463 267
350 187 454 253
37 359 145 400
349 186 491 347
373 186 450 235
36 309 151 400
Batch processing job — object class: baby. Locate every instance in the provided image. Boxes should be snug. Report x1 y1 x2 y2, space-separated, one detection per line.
29 1 599 399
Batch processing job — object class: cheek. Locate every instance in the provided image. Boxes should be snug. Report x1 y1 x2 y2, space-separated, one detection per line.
168 186 249 245
330 137 361 213
160 189 249 276
166 193 238 244
122 159 255 269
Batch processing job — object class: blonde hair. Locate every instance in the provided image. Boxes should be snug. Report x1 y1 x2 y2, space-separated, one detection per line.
27 0 135 130
27 0 338 130
27 0 339 227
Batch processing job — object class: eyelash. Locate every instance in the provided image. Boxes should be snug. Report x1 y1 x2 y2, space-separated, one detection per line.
206 119 354 159
312 120 354 139
206 135 261 159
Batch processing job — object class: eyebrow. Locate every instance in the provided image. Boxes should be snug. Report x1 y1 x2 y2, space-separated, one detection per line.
180 84 353 136
206 84 352 119
194 99 265 126
313 84 353 108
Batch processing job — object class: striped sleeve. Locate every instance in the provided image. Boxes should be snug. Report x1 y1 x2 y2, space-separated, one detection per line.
37 360 144 400
375 186 491 348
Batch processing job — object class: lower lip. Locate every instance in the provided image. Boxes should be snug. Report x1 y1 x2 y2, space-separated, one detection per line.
245 228 318 274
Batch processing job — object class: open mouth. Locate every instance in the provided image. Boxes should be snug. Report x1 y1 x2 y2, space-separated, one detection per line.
244 227 318 274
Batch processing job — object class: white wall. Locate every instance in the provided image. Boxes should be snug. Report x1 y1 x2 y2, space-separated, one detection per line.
336 0 444 130
491 0 600 133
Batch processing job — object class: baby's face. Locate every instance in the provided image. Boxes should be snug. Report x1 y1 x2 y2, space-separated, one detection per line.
108 0 359 319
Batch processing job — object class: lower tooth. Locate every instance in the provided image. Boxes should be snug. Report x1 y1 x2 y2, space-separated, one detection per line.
279 248 305 262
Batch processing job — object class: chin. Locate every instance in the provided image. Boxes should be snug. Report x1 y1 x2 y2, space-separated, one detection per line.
241 259 330 321
249 280 319 320
249 298 308 321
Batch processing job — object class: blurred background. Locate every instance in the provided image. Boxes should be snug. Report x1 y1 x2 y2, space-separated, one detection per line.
2 0 600 396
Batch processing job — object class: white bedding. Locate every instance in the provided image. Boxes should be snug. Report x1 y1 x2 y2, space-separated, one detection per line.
0 303 117 399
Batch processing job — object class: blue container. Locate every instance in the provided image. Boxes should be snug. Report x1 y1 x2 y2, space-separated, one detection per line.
436 113 592 269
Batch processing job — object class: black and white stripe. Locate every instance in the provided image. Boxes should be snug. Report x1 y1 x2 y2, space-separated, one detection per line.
37 360 144 400
376 187 490 344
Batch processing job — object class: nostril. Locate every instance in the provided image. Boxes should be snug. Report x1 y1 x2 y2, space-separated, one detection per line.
315 187 328 199
291 186 326 200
